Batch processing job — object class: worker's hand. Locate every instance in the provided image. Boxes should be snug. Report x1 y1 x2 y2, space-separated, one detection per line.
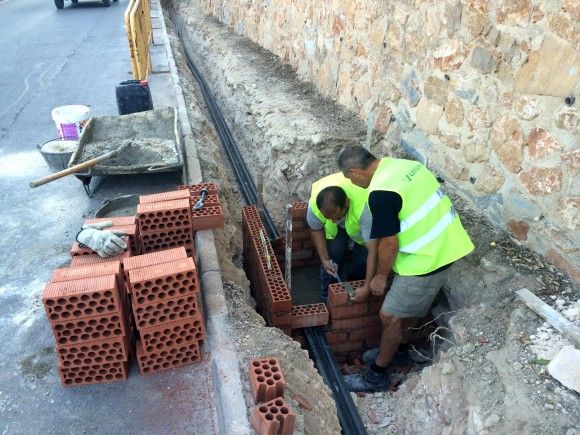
77 222 127 258
369 274 388 297
350 285 370 303
322 259 338 278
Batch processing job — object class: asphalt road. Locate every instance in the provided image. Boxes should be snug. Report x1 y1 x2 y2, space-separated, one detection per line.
0 0 217 432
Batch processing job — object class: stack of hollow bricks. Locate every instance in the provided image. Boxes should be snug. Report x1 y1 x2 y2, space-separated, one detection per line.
248 356 296 435
242 205 329 337
42 183 223 386
244 203 390 364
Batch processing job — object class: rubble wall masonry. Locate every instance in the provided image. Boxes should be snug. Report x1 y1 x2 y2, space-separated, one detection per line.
196 0 579 281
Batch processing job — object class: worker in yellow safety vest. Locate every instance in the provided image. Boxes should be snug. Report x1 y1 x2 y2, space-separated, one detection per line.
338 146 474 392
307 173 377 302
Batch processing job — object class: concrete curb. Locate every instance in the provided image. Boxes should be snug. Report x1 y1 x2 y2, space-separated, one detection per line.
154 3 251 433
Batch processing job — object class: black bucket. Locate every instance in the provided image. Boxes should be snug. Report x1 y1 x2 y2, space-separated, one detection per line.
38 138 78 172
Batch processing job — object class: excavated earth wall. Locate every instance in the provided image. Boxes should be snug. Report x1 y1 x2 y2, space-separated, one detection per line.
166 1 580 433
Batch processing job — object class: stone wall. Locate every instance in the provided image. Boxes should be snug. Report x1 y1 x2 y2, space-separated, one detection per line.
198 0 579 281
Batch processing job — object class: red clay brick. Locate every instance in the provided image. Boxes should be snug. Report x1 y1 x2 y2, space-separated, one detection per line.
249 357 286 403
270 311 292 328
84 216 136 226
52 262 121 282
132 294 200 329
292 229 311 242
350 326 382 342
177 182 219 195
122 247 188 282
136 340 200 374
56 335 129 368
291 202 307 219
328 280 366 307
365 338 381 349
70 250 132 267
139 227 194 253
139 315 205 352
191 205 224 230
369 300 384 313
58 361 129 387
51 311 128 346
330 317 363 330
139 189 191 204
362 314 381 327
128 257 198 306
264 276 292 313
329 302 369 320
330 341 364 354
291 303 329 329
251 397 296 435
325 331 348 345
137 199 192 233
42 275 122 323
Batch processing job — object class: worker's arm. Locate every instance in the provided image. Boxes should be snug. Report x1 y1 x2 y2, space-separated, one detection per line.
351 239 377 303
369 235 398 296
310 229 337 275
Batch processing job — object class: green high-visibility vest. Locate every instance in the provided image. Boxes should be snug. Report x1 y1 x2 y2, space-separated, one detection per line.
369 158 474 275
309 172 369 245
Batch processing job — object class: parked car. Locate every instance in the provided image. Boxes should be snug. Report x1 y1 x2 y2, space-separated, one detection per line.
54 0 117 8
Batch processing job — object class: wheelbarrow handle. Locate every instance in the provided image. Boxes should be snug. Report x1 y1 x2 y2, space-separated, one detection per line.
30 142 131 189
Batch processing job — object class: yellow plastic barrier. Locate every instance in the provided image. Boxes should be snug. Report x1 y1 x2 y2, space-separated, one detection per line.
124 0 153 80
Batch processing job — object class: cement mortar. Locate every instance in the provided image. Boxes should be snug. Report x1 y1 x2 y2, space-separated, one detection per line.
79 139 178 169
166 1 579 433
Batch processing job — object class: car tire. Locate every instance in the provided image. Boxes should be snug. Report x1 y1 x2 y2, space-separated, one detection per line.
102 0 110 6
54 0 64 9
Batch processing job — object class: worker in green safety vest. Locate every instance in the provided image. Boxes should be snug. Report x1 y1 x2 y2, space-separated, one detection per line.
338 146 474 392
307 173 377 302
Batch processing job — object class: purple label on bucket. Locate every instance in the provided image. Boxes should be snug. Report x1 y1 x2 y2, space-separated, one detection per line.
59 123 79 140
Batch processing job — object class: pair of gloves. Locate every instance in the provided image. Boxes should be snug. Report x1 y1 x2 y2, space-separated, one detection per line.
76 221 127 258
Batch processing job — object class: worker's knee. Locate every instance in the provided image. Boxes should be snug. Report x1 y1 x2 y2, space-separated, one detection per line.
379 310 402 330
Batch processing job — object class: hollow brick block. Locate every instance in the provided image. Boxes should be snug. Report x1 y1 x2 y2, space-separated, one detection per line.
269 311 292 328
137 199 192 233
249 357 286 403
184 244 196 259
328 280 366 307
350 326 382 342
58 361 129 387
177 182 218 195
325 331 348 345
132 293 199 329
330 341 364 354
52 261 121 283
330 317 363 331
291 303 329 329
139 189 191 204
251 397 296 435
329 302 369 320
139 227 194 253
139 315 205 352
291 202 307 219
51 311 128 346
84 216 136 226
42 275 122 323
70 249 132 267
128 257 198 307
191 205 224 230
136 340 200 375
264 276 292 313
122 247 188 284
56 335 129 368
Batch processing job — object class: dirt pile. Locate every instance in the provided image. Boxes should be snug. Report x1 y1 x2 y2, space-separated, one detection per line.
165 0 579 433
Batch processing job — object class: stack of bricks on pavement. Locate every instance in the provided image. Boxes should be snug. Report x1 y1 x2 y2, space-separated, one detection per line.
243 203 391 363
41 183 224 387
248 356 296 435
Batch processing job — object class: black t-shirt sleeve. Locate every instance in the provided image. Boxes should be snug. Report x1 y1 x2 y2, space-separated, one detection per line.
369 190 402 238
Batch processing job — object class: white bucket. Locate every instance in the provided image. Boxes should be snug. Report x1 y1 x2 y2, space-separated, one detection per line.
51 105 91 140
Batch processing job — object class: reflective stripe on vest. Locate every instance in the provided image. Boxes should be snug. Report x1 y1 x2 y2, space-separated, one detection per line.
399 188 445 233
399 206 457 253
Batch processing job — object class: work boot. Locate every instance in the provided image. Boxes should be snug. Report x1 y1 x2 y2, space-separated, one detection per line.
362 347 411 367
344 367 390 393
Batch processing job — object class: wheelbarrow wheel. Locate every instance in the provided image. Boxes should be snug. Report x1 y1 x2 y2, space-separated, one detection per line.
102 0 110 6
54 0 64 9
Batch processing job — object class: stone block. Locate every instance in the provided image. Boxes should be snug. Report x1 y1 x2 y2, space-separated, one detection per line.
562 150 580 175
527 128 561 160
515 35 580 97
519 167 563 195
424 76 449 107
496 0 532 25
558 197 580 231
490 115 524 173
402 71 421 107
555 108 579 133
445 98 464 127
416 98 443 134
471 46 497 73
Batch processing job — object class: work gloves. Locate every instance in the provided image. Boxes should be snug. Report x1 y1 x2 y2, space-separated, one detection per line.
76 221 127 258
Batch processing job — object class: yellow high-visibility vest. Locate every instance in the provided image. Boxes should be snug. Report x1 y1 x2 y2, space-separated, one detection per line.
369 158 474 275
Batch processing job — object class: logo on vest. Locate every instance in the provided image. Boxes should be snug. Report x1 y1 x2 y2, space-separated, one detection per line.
405 164 422 182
